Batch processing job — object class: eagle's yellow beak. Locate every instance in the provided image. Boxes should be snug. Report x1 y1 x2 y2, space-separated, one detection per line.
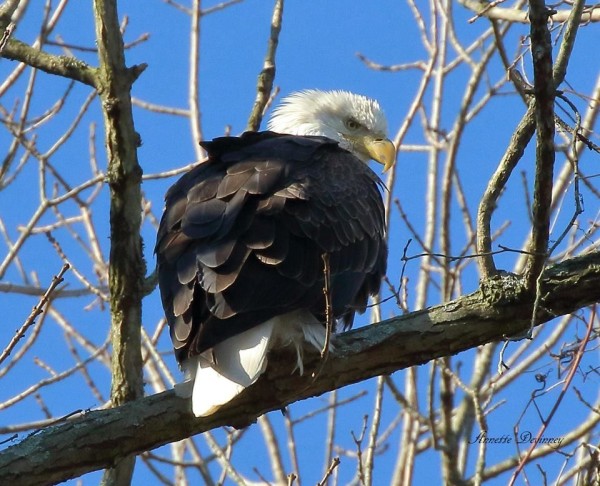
363 137 396 172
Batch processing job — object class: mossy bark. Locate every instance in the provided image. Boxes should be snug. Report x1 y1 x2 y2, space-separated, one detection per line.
0 251 598 486
93 0 146 484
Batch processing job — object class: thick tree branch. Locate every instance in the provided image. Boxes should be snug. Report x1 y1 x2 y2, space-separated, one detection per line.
0 2 97 87
1 251 599 486
476 0 586 280
0 37 98 87
476 104 536 277
524 1 555 287
92 0 146 483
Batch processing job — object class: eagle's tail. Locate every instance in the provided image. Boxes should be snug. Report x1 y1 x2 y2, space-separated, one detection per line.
178 311 328 417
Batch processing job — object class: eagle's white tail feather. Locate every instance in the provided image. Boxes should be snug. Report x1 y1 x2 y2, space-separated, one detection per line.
185 310 333 417
190 319 275 417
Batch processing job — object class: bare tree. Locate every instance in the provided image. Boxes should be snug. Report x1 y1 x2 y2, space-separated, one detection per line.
0 0 599 485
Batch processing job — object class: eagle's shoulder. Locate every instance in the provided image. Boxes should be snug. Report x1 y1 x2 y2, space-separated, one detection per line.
200 131 338 162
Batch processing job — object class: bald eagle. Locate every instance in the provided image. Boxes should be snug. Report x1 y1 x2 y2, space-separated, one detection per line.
156 90 395 417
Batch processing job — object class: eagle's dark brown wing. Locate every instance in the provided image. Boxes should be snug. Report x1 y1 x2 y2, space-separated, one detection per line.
155 131 387 364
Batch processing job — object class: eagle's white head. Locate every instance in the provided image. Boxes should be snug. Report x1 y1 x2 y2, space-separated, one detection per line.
267 90 396 171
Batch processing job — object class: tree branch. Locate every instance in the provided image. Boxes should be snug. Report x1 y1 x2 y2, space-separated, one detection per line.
1 251 599 486
524 0 556 287
92 0 147 483
246 0 283 132
0 36 98 87
552 0 586 85
0 264 69 366
0 1 97 87
458 0 600 24
476 104 536 277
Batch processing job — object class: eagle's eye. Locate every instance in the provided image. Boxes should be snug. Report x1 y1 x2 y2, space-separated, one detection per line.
344 118 361 131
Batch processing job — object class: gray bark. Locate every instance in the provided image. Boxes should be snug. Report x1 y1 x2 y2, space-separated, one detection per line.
0 251 598 485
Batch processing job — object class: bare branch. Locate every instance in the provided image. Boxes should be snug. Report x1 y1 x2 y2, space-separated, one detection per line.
188 0 204 160
246 0 283 132
476 104 536 277
552 0 586 85
1 1 598 483
92 0 146 482
459 0 600 24
0 263 69 366
0 251 599 485
508 308 596 485
0 13 98 88
524 1 556 287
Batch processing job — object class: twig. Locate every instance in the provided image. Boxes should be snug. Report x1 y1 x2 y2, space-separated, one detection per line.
508 307 596 485
282 412 300 485
351 415 369 486
0 340 109 412
25 409 87 439
0 263 69 366
290 390 368 427
202 0 245 16
0 434 17 446
552 0 586 86
0 21 14 53
467 0 508 23
258 415 287 484
0 282 105 298
317 457 341 486
312 253 333 381
324 390 337 482
321 253 334 360
547 92 585 258
364 376 385 486
440 17 505 300
189 0 204 160
246 0 283 131
439 357 461 485
45 232 108 302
